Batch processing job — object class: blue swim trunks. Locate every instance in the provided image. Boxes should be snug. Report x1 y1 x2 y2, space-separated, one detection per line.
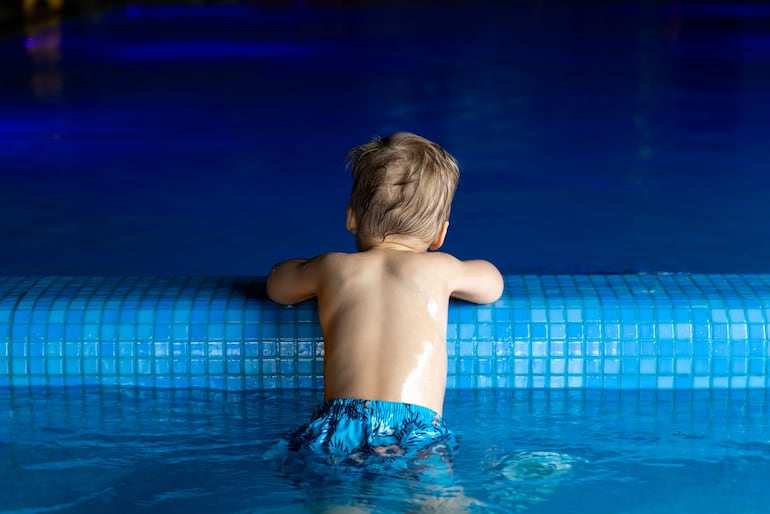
275 399 464 510
287 398 458 464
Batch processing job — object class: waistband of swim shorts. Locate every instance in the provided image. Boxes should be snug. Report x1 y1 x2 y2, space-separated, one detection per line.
318 398 444 423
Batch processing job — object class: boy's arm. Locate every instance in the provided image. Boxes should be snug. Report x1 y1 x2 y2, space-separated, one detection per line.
450 259 504 305
266 258 321 305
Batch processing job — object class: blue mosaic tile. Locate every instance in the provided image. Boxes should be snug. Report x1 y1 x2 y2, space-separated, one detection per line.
1 275 770 390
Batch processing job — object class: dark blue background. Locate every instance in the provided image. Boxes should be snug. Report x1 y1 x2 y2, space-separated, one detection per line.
1 1 769 275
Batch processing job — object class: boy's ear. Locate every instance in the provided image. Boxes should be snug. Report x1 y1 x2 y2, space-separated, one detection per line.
428 221 449 250
346 205 358 234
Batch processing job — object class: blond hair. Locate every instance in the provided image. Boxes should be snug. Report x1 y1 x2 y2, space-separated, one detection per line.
346 132 460 243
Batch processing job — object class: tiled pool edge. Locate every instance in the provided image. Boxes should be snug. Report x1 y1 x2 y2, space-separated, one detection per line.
1 274 769 390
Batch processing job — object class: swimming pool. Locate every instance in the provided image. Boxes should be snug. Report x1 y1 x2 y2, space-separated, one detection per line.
2 1 770 513
3 387 770 513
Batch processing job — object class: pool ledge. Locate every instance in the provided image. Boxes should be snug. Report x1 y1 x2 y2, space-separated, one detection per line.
1 274 769 390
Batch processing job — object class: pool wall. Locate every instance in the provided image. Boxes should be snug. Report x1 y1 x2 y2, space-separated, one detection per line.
1 274 769 390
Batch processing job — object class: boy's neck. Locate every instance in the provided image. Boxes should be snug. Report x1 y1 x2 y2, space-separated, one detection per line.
356 235 431 253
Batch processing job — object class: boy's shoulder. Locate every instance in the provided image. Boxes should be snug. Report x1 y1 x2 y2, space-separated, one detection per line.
304 251 354 273
307 251 349 265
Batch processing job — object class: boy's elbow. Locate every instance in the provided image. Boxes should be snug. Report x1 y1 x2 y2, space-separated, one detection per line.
476 261 504 304
483 269 505 304
452 265 504 305
265 271 285 304
267 280 302 306
266 264 294 305
266 259 316 305
493 272 505 301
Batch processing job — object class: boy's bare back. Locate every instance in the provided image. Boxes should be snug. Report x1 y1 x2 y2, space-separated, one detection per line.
267 242 502 414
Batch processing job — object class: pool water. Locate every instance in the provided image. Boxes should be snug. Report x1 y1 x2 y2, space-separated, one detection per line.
2 1 770 275
2 388 769 513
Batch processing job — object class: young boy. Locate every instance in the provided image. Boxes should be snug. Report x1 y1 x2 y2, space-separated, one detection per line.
267 132 503 462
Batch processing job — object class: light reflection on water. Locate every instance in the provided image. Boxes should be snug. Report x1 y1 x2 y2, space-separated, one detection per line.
1 388 770 513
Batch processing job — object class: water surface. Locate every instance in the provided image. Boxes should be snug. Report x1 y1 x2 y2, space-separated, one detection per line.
2 388 769 513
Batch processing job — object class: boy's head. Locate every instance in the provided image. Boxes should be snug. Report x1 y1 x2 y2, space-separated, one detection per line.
345 132 460 246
